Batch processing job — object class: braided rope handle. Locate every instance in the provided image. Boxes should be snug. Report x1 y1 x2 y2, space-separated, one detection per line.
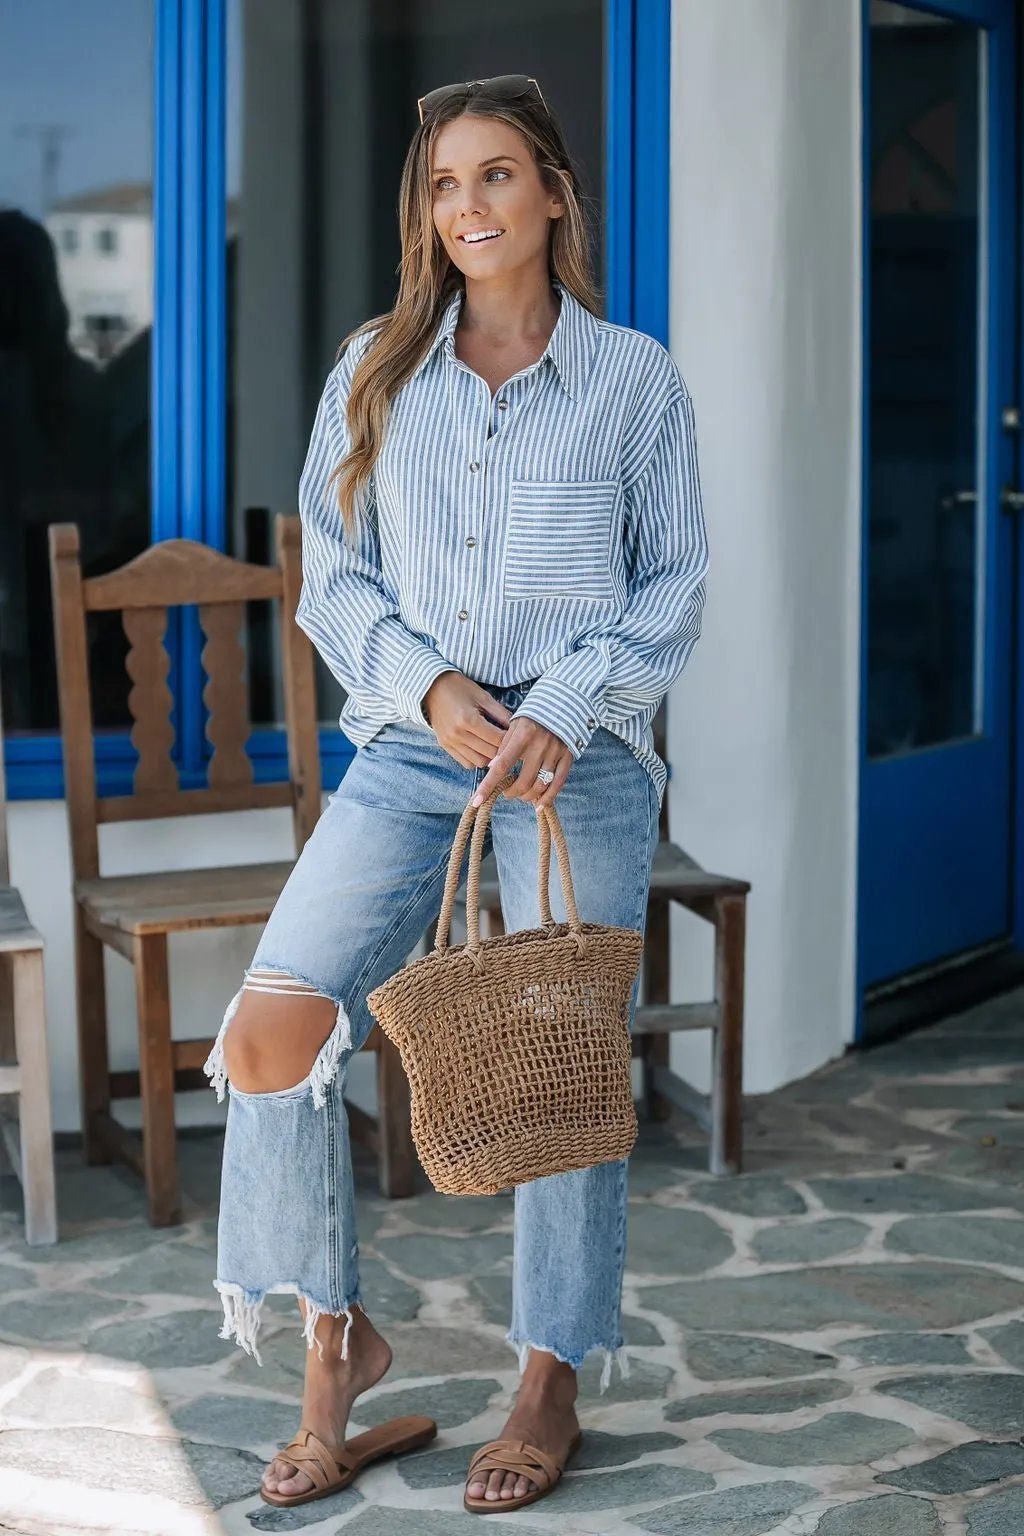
434 775 584 955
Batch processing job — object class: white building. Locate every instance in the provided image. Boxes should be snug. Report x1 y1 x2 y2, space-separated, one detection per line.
45 183 153 364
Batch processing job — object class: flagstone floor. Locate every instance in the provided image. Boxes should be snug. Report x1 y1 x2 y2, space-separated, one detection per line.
3 993 1024 1535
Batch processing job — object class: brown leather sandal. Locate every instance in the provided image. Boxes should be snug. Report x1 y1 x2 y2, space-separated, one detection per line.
463 1431 582 1514
260 1416 438 1508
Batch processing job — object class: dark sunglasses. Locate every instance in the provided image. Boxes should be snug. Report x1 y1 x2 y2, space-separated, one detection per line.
417 74 548 126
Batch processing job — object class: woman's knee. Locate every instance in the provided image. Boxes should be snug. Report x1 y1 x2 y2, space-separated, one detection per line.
222 979 340 1095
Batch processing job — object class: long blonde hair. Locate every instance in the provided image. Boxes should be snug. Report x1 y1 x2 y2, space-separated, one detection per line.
332 87 600 531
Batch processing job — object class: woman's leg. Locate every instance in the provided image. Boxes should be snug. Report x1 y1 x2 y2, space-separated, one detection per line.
205 723 477 1497
471 730 658 1502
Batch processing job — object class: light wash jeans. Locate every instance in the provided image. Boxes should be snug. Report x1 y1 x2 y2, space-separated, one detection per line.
205 682 660 1384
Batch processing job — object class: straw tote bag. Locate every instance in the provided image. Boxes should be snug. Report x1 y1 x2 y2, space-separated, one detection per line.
366 774 643 1196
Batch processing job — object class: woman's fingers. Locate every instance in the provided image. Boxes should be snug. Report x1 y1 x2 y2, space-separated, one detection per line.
534 751 573 809
473 720 535 805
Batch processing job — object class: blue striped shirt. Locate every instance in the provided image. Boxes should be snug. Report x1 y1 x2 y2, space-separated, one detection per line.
297 281 708 798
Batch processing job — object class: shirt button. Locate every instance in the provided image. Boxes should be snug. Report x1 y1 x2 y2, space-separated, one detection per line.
586 718 596 729
497 399 509 411
465 537 477 548
575 738 584 750
457 609 469 621
469 460 480 473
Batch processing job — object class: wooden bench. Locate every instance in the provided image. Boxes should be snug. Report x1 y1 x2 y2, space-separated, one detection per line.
49 515 415 1226
0 691 58 1244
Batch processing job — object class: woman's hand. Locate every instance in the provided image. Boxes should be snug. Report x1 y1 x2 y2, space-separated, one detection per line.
423 671 512 768
473 716 574 811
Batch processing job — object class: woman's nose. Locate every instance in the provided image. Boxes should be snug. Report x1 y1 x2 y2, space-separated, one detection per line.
458 193 487 220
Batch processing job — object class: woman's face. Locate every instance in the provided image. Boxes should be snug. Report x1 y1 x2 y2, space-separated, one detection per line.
430 113 563 283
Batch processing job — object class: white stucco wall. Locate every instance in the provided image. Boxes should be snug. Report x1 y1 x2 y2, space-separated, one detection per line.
666 0 863 1094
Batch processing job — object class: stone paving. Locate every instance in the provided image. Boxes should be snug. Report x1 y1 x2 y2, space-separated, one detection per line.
2 992 1024 1534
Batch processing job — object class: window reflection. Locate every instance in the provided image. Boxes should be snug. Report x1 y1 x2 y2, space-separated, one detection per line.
867 1 983 758
0 0 153 732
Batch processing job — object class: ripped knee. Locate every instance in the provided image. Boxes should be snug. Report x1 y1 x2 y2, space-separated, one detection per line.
204 968 352 1107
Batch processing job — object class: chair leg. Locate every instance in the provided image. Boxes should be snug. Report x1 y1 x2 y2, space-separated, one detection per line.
643 896 672 1121
12 949 57 1245
133 933 181 1227
74 907 112 1165
710 894 746 1176
376 1033 416 1199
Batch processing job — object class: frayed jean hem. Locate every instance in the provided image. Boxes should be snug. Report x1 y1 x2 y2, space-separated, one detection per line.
508 1335 631 1394
215 1281 361 1367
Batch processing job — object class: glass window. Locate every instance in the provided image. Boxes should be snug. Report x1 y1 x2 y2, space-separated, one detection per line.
0 0 153 733
225 0 605 727
96 225 119 255
867 1 984 758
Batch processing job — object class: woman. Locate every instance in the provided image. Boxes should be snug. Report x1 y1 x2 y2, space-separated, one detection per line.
205 74 708 1515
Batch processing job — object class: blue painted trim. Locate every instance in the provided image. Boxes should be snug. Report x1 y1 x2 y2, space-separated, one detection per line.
606 0 635 326
631 0 671 346
153 0 181 543
204 0 227 552
177 0 206 775
6 729 356 803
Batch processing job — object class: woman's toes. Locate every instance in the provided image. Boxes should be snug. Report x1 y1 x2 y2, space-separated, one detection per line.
276 1469 313 1498
485 1469 506 1500
512 1473 533 1499
467 1477 487 1500
262 1457 289 1493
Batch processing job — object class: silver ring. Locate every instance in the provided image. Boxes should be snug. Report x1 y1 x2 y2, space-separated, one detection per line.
537 768 555 786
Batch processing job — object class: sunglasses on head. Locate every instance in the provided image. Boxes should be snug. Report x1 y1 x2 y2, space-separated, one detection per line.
417 74 548 126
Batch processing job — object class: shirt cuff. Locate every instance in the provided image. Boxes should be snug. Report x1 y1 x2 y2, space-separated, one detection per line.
512 676 601 759
393 647 455 723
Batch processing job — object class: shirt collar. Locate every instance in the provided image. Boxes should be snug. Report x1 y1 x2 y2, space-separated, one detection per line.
415 280 598 400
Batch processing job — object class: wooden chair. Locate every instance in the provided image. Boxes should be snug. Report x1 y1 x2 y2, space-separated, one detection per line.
475 714 751 1175
49 514 415 1227
0 684 58 1245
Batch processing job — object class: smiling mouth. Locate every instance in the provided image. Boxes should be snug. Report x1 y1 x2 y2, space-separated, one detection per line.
458 228 505 245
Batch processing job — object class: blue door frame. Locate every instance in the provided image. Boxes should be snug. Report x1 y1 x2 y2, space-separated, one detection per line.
857 0 1019 1008
7 0 671 801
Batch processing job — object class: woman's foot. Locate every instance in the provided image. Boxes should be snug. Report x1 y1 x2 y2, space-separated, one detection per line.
467 1352 580 1503
262 1305 392 1500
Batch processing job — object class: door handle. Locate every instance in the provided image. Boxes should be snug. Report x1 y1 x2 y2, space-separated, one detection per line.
940 490 976 509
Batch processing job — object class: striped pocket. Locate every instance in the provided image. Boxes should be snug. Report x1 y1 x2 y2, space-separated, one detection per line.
504 479 618 601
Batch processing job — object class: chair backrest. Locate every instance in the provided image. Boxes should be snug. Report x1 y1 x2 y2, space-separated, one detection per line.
49 514 321 883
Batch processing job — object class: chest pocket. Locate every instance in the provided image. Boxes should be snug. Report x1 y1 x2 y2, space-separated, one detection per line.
504 479 619 601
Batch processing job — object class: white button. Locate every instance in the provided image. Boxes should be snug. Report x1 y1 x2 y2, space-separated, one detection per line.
469 461 480 473
457 609 469 621
497 399 509 411
466 537 477 548
576 738 584 749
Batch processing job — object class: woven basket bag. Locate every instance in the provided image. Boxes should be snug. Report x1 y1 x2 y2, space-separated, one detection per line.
366 774 643 1196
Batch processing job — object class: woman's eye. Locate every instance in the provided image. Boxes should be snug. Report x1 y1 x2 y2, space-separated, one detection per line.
434 169 509 193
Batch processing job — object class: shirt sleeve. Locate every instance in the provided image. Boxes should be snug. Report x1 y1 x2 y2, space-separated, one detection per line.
295 342 453 723
513 392 708 756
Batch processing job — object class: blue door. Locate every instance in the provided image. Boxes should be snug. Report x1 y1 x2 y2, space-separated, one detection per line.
859 0 1018 990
